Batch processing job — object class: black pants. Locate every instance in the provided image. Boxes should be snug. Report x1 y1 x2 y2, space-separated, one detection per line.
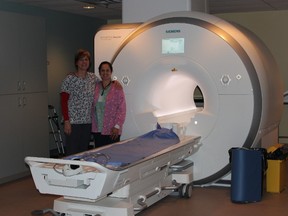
65 124 91 156
93 132 120 148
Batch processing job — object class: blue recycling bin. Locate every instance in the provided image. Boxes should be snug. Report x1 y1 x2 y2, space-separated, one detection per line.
229 147 267 203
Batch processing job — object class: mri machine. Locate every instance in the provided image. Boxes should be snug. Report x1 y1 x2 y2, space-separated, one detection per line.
26 11 283 216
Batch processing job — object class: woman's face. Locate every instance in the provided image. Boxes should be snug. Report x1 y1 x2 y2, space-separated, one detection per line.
76 55 90 72
99 63 112 81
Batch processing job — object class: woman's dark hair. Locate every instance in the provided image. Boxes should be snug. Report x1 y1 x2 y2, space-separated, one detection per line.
74 49 91 70
98 61 113 73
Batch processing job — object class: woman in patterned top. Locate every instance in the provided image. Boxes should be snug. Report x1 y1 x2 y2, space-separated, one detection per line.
60 49 98 155
91 61 126 147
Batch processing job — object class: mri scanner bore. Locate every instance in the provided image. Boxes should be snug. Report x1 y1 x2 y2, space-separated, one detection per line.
95 11 283 185
25 11 284 216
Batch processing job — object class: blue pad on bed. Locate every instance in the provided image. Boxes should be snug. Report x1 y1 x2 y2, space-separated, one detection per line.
66 124 180 168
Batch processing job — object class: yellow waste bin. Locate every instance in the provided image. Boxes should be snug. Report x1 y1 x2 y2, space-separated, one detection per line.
266 159 286 193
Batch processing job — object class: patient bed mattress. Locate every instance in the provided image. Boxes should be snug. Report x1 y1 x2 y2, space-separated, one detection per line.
65 125 181 169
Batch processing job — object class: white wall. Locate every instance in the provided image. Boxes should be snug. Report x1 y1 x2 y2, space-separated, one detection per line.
122 0 208 23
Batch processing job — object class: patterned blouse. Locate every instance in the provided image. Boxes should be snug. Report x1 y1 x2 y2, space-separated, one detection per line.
61 72 99 124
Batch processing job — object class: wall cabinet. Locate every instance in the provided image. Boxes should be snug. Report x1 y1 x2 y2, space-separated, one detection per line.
0 11 47 95
0 11 48 183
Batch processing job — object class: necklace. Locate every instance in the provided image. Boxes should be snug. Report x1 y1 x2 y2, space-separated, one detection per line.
101 81 112 96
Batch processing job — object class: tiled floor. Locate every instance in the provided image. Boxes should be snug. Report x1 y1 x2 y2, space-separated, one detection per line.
0 173 287 216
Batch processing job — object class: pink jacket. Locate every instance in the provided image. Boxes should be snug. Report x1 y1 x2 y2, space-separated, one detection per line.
91 81 126 135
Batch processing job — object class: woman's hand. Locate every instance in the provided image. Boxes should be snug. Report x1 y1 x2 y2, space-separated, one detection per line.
110 127 119 140
64 121 72 135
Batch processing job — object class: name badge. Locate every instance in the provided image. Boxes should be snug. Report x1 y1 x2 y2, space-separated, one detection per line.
98 95 104 102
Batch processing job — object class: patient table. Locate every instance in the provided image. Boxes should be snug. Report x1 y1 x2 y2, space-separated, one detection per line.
26 127 200 216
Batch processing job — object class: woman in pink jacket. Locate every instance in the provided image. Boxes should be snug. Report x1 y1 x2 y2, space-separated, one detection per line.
91 61 126 147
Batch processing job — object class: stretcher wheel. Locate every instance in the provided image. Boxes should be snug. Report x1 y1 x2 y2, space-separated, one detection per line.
178 184 184 198
179 183 192 198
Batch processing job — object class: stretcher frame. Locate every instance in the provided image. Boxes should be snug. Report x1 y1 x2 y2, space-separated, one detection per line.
25 135 201 216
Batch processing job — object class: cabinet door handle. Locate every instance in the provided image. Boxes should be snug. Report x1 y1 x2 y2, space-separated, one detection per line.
22 96 27 107
22 81 26 91
17 81 21 91
18 97 22 107
18 97 27 107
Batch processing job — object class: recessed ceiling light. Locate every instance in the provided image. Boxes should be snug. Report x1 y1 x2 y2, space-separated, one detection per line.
83 5 95 9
